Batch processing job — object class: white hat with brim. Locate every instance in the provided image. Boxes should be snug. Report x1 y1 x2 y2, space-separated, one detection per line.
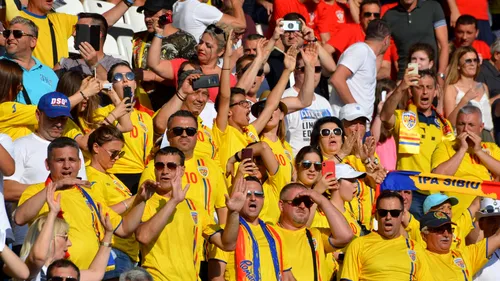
476 198 500 219
335 164 366 180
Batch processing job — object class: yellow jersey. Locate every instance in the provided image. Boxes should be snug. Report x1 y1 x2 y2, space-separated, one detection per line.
141 194 220 281
431 140 500 219
0 102 37 141
139 156 228 217
340 232 435 281
86 165 140 262
18 180 123 270
94 106 153 174
259 168 290 225
275 225 336 281
423 239 488 280
261 136 294 182
195 116 219 165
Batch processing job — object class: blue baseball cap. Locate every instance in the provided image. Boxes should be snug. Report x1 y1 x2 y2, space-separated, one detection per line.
37 92 71 118
423 193 459 214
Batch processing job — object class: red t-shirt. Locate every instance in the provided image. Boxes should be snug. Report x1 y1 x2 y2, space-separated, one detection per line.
170 58 237 102
456 0 488 20
268 0 321 38
316 1 353 38
381 2 398 17
472 40 491 61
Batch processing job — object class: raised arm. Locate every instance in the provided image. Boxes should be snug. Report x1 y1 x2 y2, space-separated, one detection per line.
2 247 29 280
435 26 449 87
215 30 235 132
235 38 269 92
252 45 298 134
68 77 101 110
102 1 130 27
432 133 467 175
445 85 480 126
0 143 14 177
218 0 246 30
146 19 174 80
468 133 500 177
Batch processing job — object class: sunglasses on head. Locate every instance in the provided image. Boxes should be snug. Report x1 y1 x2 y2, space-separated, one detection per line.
377 209 403 218
283 196 314 208
247 190 264 198
48 277 78 281
429 224 453 234
300 160 322 171
238 64 264 77
296 66 322 73
113 72 135 82
463 58 479 65
2 29 35 39
363 12 380 18
320 128 343 137
206 24 226 39
169 127 197 137
154 161 179 171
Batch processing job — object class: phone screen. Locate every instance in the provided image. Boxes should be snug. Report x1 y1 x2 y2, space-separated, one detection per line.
75 24 100 51
241 148 253 160
123 86 133 105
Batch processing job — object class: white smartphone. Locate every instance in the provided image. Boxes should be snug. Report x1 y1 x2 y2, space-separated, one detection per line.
381 90 387 102
407 63 419 85
103 83 112 90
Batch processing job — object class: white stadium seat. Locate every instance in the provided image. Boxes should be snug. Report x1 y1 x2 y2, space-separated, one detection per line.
123 6 147 33
54 0 84 15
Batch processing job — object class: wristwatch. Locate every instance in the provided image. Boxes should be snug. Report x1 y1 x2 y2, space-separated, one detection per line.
438 72 446 79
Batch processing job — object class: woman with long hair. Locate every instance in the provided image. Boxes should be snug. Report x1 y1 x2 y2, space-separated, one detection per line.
444 46 494 141
19 183 113 281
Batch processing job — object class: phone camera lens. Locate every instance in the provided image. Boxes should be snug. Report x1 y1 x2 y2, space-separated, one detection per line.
288 23 293 29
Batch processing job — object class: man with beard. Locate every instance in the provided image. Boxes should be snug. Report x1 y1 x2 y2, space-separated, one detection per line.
340 190 435 281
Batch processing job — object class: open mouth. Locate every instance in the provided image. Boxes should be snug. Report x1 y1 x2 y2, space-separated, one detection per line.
248 202 257 211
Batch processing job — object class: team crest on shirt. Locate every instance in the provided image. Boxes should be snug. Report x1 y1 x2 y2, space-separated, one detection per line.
248 132 258 142
336 11 344 23
454 258 466 269
284 150 292 161
198 166 209 177
407 250 416 262
190 211 198 224
402 112 417 130
434 118 441 129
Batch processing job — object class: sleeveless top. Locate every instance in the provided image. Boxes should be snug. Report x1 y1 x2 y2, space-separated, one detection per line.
455 85 493 131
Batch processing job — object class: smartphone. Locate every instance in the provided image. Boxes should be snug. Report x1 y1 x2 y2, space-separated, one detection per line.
381 90 387 102
74 24 100 51
241 148 253 160
103 83 112 90
123 86 133 105
322 160 336 179
158 14 172 26
192 74 220 90
282 20 302 32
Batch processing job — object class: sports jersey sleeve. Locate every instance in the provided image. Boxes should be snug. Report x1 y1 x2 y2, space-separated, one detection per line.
430 141 451 171
51 13 78 38
201 209 222 239
208 234 230 263
339 235 361 281
318 227 337 253
456 209 475 240
18 183 48 223
139 161 155 187
213 166 228 209
0 103 37 127
4 138 26 182
63 119 84 140
430 1 446 28
464 238 488 275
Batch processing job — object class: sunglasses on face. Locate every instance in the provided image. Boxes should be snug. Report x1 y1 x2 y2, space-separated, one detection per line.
320 128 343 137
2 29 35 39
48 277 78 281
101 146 125 159
238 64 264 77
463 58 479 65
154 161 179 171
300 160 322 171
169 126 197 137
247 190 264 198
113 72 135 82
429 224 453 234
296 66 322 73
230 100 252 108
283 196 314 208
377 209 403 218
363 12 380 18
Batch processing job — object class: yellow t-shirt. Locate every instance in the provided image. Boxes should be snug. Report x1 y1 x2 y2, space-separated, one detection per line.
195 116 220 165
86 166 140 262
431 140 500 219
18 181 123 270
141 194 220 281
94 106 153 174
340 232 435 281
275 225 335 281
423 239 488 280
139 156 228 217
213 123 259 177
12 10 77 68
259 168 290 225
209 223 291 281
261 137 293 182
0 102 37 141
394 109 449 173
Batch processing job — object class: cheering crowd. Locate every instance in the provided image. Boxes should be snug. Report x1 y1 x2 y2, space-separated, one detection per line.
0 0 500 280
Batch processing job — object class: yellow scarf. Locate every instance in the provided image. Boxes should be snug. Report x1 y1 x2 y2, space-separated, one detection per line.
398 103 454 154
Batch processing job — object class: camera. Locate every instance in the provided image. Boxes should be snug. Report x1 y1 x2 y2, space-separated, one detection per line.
282 20 302 32
158 14 172 26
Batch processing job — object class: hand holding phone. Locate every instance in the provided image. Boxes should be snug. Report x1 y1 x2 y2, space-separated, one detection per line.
74 24 100 51
192 74 220 90
123 86 133 105
322 160 336 179
241 148 253 160
407 63 419 85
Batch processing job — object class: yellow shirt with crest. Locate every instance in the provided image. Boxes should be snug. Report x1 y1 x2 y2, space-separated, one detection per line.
86 165 140 262
0 102 37 141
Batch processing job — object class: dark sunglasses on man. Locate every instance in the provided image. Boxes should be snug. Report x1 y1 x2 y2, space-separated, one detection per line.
363 12 380 19
48 277 78 281
2 29 35 39
283 196 314 208
154 161 179 171
168 126 197 137
377 209 403 218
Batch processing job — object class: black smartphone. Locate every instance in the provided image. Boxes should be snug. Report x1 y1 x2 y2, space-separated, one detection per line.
123 86 133 105
158 14 172 26
192 74 220 90
75 24 100 51
338 252 345 261
241 148 253 160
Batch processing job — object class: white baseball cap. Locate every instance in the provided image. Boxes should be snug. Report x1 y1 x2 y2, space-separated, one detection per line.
336 164 366 180
339 103 371 122
476 198 500 219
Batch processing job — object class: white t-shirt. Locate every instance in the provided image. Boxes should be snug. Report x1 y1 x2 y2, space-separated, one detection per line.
473 249 500 281
283 87 333 156
172 0 223 43
331 42 377 117
0 134 14 243
4 133 87 245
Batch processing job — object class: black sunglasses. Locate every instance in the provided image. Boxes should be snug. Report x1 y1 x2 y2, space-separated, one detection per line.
48 277 78 281
247 190 264 198
377 209 403 218
363 12 380 18
283 196 314 208
206 24 226 40
238 64 264 77
463 58 479 65
169 127 197 137
113 72 135 82
320 128 343 137
300 160 322 171
296 66 322 73
429 224 454 234
154 161 179 171
2 29 35 39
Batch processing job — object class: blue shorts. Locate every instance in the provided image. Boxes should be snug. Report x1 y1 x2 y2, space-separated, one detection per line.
103 248 137 280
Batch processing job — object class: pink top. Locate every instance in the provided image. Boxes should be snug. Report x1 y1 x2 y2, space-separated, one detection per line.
376 136 397 171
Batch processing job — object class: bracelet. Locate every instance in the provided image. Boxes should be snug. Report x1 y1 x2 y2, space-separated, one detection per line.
234 151 242 162
154 33 165 39
121 201 129 211
122 0 133 7
222 68 231 71
80 91 88 101
100 241 112 247
103 117 112 125
334 154 343 163
176 91 186 102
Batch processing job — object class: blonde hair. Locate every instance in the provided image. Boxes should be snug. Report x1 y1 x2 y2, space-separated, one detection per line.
19 215 69 260
445 46 480 87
